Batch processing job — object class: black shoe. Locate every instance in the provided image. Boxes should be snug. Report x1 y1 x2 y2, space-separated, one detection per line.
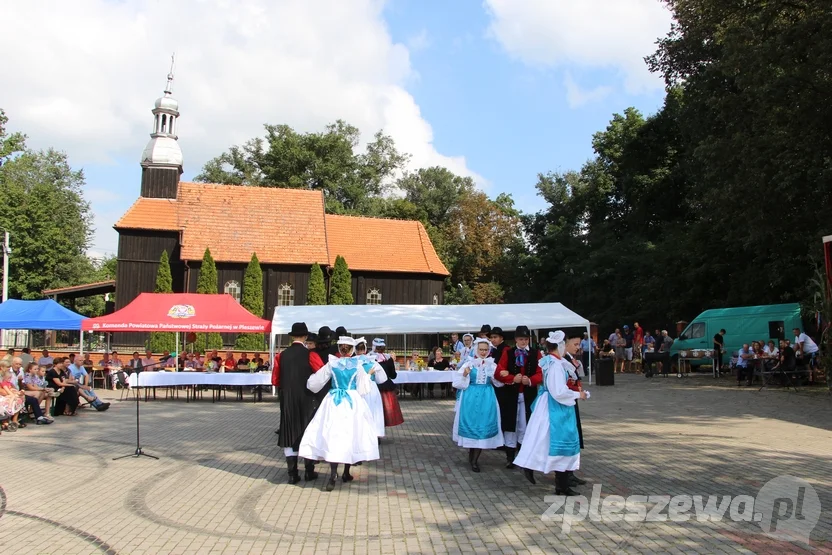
325 478 336 492
569 475 587 486
470 462 480 473
342 472 354 483
288 472 301 485
505 447 516 469
96 402 110 412
524 469 536 485
304 470 318 481
555 488 580 496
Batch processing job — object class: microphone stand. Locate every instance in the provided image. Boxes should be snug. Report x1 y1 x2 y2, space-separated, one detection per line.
114 360 165 460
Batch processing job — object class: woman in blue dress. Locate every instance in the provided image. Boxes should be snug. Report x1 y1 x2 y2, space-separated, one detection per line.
300 336 380 491
452 338 504 472
514 331 588 496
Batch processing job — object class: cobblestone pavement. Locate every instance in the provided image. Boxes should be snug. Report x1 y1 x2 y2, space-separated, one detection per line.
1 375 830 554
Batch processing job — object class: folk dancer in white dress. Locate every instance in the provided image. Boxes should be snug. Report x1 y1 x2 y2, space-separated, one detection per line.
299 337 380 491
452 338 505 472
514 331 589 496
453 333 476 415
354 337 388 438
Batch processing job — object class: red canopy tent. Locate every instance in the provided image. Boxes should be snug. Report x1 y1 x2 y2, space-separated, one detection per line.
81 293 271 333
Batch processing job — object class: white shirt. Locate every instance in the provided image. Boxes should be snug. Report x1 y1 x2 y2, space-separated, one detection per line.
795 333 819 354
38 356 54 367
764 346 779 357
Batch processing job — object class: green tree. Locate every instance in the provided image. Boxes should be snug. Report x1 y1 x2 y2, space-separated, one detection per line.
307 262 327 305
0 112 95 301
235 253 265 351
194 247 223 351
329 255 353 305
149 251 176 353
195 121 408 214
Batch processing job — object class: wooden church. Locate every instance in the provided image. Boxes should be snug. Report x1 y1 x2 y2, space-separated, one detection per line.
112 73 448 347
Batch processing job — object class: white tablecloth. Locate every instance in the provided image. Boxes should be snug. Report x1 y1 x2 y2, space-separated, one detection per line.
127 372 272 387
392 370 455 384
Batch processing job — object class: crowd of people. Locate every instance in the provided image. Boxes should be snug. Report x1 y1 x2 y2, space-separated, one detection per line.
271 322 591 496
0 349 111 435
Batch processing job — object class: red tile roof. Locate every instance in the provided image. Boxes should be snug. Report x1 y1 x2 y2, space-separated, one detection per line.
114 182 448 275
325 214 449 275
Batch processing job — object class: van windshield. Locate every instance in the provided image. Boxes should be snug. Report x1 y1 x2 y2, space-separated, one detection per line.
680 322 705 340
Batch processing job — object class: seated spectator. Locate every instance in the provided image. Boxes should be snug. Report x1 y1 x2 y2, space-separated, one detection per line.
251 352 265 369
736 344 754 386
407 352 421 371
0 367 27 431
599 339 615 358
2 348 15 364
160 350 176 368
11 357 26 389
237 352 251 370
20 363 54 425
764 340 779 358
37 349 54 370
183 353 198 370
429 347 450 398
68 354 110 412
223 351 236 371
127 351 142 373
110 351 123 368
67 353 76 367
19 347 34 367
141 349 156 371
82 353 94 372
46 358 79 416
642 331 655 354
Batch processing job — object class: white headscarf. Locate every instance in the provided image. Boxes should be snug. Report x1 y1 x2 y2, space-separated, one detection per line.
337 336 356 356
546 330 566 357
472 337 493 358
371 338 385 353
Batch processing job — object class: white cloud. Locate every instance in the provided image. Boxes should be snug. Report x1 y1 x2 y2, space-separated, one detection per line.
563 73 613 108
407 29 431 52
484 0 673 94
2 0 481 180
3 0 486 258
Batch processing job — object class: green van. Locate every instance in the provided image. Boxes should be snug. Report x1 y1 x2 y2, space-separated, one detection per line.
670 303 803 364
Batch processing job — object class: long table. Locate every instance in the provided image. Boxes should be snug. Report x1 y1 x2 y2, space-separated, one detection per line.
127 371 272 387
392 370 455 384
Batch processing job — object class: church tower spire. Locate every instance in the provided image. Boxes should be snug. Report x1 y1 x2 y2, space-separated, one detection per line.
140 54 183 199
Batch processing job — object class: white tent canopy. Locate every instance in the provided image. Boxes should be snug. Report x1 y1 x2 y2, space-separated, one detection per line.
269 303 593 383
270 303 589 336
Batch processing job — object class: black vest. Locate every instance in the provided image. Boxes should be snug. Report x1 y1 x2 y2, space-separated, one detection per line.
506 347 540 376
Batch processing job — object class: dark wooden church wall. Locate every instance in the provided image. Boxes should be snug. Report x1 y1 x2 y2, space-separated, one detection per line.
112 230 182 347
350 272 445 305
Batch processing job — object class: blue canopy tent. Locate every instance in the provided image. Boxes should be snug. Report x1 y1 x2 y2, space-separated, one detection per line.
0 299 88 351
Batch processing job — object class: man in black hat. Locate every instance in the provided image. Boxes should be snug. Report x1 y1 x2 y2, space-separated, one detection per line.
562 329 588 488
489 327 507 364
273 322 324 484
495 325 542 469
478 324 492 339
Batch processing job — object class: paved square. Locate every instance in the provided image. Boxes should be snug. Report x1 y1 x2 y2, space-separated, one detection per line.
1 376 830 554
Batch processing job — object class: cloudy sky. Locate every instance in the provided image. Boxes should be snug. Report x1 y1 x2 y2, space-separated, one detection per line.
2 0 672 259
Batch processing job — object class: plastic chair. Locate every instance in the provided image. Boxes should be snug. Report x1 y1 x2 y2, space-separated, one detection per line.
116 371 135 400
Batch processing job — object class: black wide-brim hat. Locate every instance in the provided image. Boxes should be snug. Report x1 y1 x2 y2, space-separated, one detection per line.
290 322 309 337
479 324 492 335
335 326 348 337
307 332 318 343
490 326 504 337
515 325 531 338
317 326 333 342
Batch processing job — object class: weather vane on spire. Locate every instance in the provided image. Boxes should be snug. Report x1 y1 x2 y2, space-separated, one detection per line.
164 52 176 95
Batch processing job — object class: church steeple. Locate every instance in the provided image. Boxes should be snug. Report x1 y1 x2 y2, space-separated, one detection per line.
140 55 183 199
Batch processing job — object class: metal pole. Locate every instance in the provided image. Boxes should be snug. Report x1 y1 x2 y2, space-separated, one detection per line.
2 231 9 302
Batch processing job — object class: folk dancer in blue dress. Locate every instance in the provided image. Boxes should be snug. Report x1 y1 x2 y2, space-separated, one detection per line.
300 337 380 491
354 337 388 438
452 338 505 472
514 331 589 496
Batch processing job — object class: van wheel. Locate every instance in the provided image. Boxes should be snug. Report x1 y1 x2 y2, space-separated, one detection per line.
677 373 682 378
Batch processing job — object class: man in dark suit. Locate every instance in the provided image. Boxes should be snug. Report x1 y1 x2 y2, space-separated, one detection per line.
273 322 324 484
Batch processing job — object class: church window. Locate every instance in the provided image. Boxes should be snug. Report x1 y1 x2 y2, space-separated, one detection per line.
367 288 382 305
224 280 241 303
161 114 167 133
278 283 295 306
